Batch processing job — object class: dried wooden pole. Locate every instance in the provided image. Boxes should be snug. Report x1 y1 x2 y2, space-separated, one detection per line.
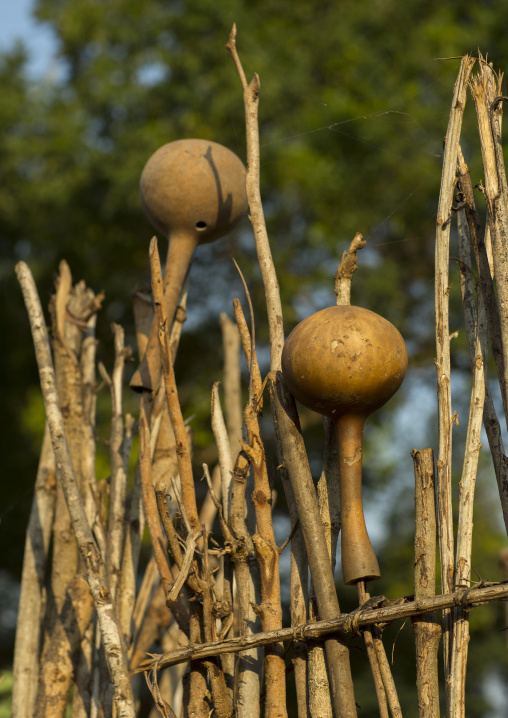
149 237 200 532
72 310 101 717
32 263 102 717
356 582 389 718
99 324 131 603
470 58 508 426
449 211 488 717
220 311 243 451
456 149 508 533
138 406 175 600
211 305 263 718
457 147 506 414
411 449 441 718
209 385 234 694
334 232 399 718
12 426 56 718
308 419 339 718
16 260 135 717
125 276 191 668
227 26 356 717
211 382 234 522
234 296 287 718
150 237 233 718
434 55 475 691
216 311 244 702
228 449 263 718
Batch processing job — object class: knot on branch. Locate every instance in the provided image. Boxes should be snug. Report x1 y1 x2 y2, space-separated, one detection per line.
342 595 387 636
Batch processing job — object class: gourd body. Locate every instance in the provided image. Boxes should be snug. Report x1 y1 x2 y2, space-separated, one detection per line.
282 305 407 584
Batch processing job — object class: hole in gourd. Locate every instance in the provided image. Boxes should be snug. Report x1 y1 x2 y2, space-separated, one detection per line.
196 221 207 230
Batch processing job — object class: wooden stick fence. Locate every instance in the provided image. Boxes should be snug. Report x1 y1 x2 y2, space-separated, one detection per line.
11 42 508 718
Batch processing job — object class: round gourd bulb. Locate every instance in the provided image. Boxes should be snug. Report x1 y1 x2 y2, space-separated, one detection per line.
281 305 408 419
140 138 248 242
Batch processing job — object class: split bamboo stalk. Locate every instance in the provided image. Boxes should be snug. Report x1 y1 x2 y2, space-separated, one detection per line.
470 59 508 428
456 149 508 532
449 211 488 716
434 55 475 691
411 449 441 718
227 26 356 717
16 260 136 717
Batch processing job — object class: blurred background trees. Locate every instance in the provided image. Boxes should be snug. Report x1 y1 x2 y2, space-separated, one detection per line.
3 1 508 714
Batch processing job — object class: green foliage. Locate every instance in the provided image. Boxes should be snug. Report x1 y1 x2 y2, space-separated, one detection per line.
0 671 12 718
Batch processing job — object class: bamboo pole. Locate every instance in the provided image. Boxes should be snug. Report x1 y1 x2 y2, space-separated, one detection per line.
456 149 508 533
470 59 508 426
449 211 488 716
434 56 475 696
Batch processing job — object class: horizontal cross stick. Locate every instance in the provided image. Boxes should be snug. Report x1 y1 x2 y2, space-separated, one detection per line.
137 580 508 673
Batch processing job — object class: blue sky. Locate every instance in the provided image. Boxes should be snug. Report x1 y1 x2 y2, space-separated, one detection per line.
0 0 54 76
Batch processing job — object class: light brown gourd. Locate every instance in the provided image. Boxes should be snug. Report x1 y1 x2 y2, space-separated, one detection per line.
281 304 408 584
130 139 248 393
